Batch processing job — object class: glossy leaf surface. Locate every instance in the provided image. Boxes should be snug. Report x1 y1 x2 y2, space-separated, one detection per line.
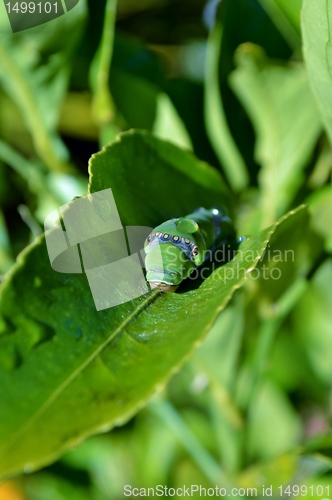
0 132 304 478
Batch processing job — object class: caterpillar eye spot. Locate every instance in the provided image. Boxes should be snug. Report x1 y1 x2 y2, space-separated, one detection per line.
192 246 199 256
147 235 151 243
172 235 179 242
185 238 190 244
163 233 170 240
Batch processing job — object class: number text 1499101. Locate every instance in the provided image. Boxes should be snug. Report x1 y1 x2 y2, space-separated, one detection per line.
6 2 58 14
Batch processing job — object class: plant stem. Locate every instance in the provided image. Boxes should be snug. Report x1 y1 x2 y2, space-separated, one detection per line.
204 22 249 192
0 45 69 173
149 398 231 487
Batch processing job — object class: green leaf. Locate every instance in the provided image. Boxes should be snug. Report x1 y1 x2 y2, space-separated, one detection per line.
307 187 332 253
108 33 192 148
201 302 243 381
308 139 332 189
194 297 245 473
247 379 302 460
0 41 69 171
204 0 293 192
302 0 332 144
293 259 332 384
0 131 304 478
230 44 321 226
152 93 193 150
88 130 231 225
257 0 302 49
110 70 192 150
270 0 302 32
0 3 86 172
252 204 310 301
111 69 159 131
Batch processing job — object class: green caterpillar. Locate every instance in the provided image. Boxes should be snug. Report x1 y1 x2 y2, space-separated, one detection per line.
144 207 236 292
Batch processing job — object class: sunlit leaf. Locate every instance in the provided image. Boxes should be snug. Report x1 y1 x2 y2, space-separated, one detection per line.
153 93 193 150
205 0 292 192
293 259 332 384
247 379 302 460
0 3 86 172
0 131 302 478
230 44 321 226
307 187 332 253
302 0 332 144
257 0 301 49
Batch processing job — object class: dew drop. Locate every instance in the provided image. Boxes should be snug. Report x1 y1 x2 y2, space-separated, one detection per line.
24 464 34 474
191 373 209 394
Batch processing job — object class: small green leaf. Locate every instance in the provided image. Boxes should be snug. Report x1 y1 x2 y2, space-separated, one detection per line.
153 93 193 150
257 0 302 49
307 187 332 253
247 379 302 460
0 4 86 172
230 44 321 226
270 0 302 32
293 259 332 384
204 0 293 193
88 130 231 225
0 42 69 171
253 204 310 301
111 69 159 130
111 70 192 150
302 0 332 144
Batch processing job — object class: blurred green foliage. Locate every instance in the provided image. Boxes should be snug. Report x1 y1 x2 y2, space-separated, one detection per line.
0 0 331 498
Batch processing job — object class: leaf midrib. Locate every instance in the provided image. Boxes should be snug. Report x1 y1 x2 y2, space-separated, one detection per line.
0 289 160 457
